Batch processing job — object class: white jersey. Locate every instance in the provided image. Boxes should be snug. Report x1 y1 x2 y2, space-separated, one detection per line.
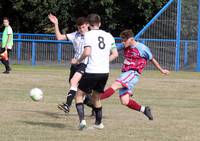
84 29 116 73
66 31 88 64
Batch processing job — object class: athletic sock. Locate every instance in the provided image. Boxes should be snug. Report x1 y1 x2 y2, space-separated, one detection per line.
76 103 84 122
100 87 115 100
66 87 77 107
94 107 102 125
127 99 141 111
140 106 145 113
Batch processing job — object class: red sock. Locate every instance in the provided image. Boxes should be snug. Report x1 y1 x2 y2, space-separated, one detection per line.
127 99 141 111
100 87 115 100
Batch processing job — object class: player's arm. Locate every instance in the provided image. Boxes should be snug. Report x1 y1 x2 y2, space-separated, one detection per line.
48 13 67 40
77 46 91 63
5 34 12 50
151 58 170 75
109 36 119 62
109 47 118 62
142 45 169 75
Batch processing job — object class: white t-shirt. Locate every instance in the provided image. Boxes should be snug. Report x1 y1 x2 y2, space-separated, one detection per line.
66 31 88 64
84 29 116 73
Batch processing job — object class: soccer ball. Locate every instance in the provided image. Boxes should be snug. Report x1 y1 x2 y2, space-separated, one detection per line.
29 88 43 101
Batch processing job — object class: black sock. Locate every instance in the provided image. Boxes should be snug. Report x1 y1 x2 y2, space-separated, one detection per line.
66 90 76 107
94 107 102 125
83 95 94 108
2 60 10 71
76 103 84 122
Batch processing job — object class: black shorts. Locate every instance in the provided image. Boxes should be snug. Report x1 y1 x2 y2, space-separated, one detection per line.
0 48 5 54
68 63 87 82
78 73 109 94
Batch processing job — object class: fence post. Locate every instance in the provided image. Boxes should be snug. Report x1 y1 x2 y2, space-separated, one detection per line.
32 42 36 66
197 0 200 71
17 33 21 64
184 41 188 66
57 43 62 64
175 0 181 71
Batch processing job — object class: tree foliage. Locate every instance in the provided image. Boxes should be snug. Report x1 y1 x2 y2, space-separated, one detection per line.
0 0 167 36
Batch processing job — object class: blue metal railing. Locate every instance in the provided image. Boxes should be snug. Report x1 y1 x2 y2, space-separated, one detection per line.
197 0 200 71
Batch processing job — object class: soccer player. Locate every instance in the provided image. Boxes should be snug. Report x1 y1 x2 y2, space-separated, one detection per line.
73 14 118 130
0 17 13 74
100 29 170 120
48 14 94 114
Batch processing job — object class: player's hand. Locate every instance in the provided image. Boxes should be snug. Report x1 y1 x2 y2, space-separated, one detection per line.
48 13 58 25
70 58 79 64
161 69 170 75
0 50 8 61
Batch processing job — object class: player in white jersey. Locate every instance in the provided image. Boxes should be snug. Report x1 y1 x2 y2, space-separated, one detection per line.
72 14 118 130
48 14 94 114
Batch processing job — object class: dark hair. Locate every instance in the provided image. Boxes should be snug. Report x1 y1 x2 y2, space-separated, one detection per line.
87 14 101 26
76 17 88 26
3 17 9 21
120 29 134 40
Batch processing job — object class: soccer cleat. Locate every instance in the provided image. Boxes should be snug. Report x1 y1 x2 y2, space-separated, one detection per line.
144 106 153 120
2 70 10 74
57 103 70 113
79 120 87 130
93 123 104 130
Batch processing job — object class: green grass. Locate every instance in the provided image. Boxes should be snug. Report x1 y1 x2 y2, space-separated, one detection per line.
0 65 200 141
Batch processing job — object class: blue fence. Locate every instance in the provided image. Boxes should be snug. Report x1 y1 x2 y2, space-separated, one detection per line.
0 33 123 66
0 32 199 71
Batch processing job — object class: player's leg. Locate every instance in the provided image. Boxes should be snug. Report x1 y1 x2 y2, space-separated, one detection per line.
92 73 109 129
100 70 135 100
58 63 85 113
92 91 104 129
83 94 95 116
100 81 122 100
118 71 153 120
75 89 86 130
66 72 82 105
76 73 94 130
66 63 86 107
6 49 11 71
120 94 153 120
58 71 82 113
0 48 10 74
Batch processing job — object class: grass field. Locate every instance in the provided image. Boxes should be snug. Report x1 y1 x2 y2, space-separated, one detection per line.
0 65 200 141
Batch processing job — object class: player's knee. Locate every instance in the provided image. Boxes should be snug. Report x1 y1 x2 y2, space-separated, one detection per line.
120 95 129 105
120 97 129 105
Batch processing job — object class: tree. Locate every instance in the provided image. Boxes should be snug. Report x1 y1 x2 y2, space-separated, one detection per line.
0 0 168 36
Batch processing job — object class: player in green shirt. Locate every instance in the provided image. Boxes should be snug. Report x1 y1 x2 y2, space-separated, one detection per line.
0 17 13 74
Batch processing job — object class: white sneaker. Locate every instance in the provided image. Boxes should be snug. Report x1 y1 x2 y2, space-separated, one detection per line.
79 120 87 130
93 123 104 130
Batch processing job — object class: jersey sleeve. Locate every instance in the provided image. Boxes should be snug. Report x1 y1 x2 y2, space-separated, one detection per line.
110 36 117 50
7 26 13 34
66 32 76 41
83 32 92 48
141 44 153 60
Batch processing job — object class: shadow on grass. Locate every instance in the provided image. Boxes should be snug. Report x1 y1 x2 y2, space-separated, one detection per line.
19 120 66 129
11 109 78 118
11 109 100 118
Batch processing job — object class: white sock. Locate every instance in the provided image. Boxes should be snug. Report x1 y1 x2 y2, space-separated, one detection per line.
140 106 145 113
70 86 77 91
